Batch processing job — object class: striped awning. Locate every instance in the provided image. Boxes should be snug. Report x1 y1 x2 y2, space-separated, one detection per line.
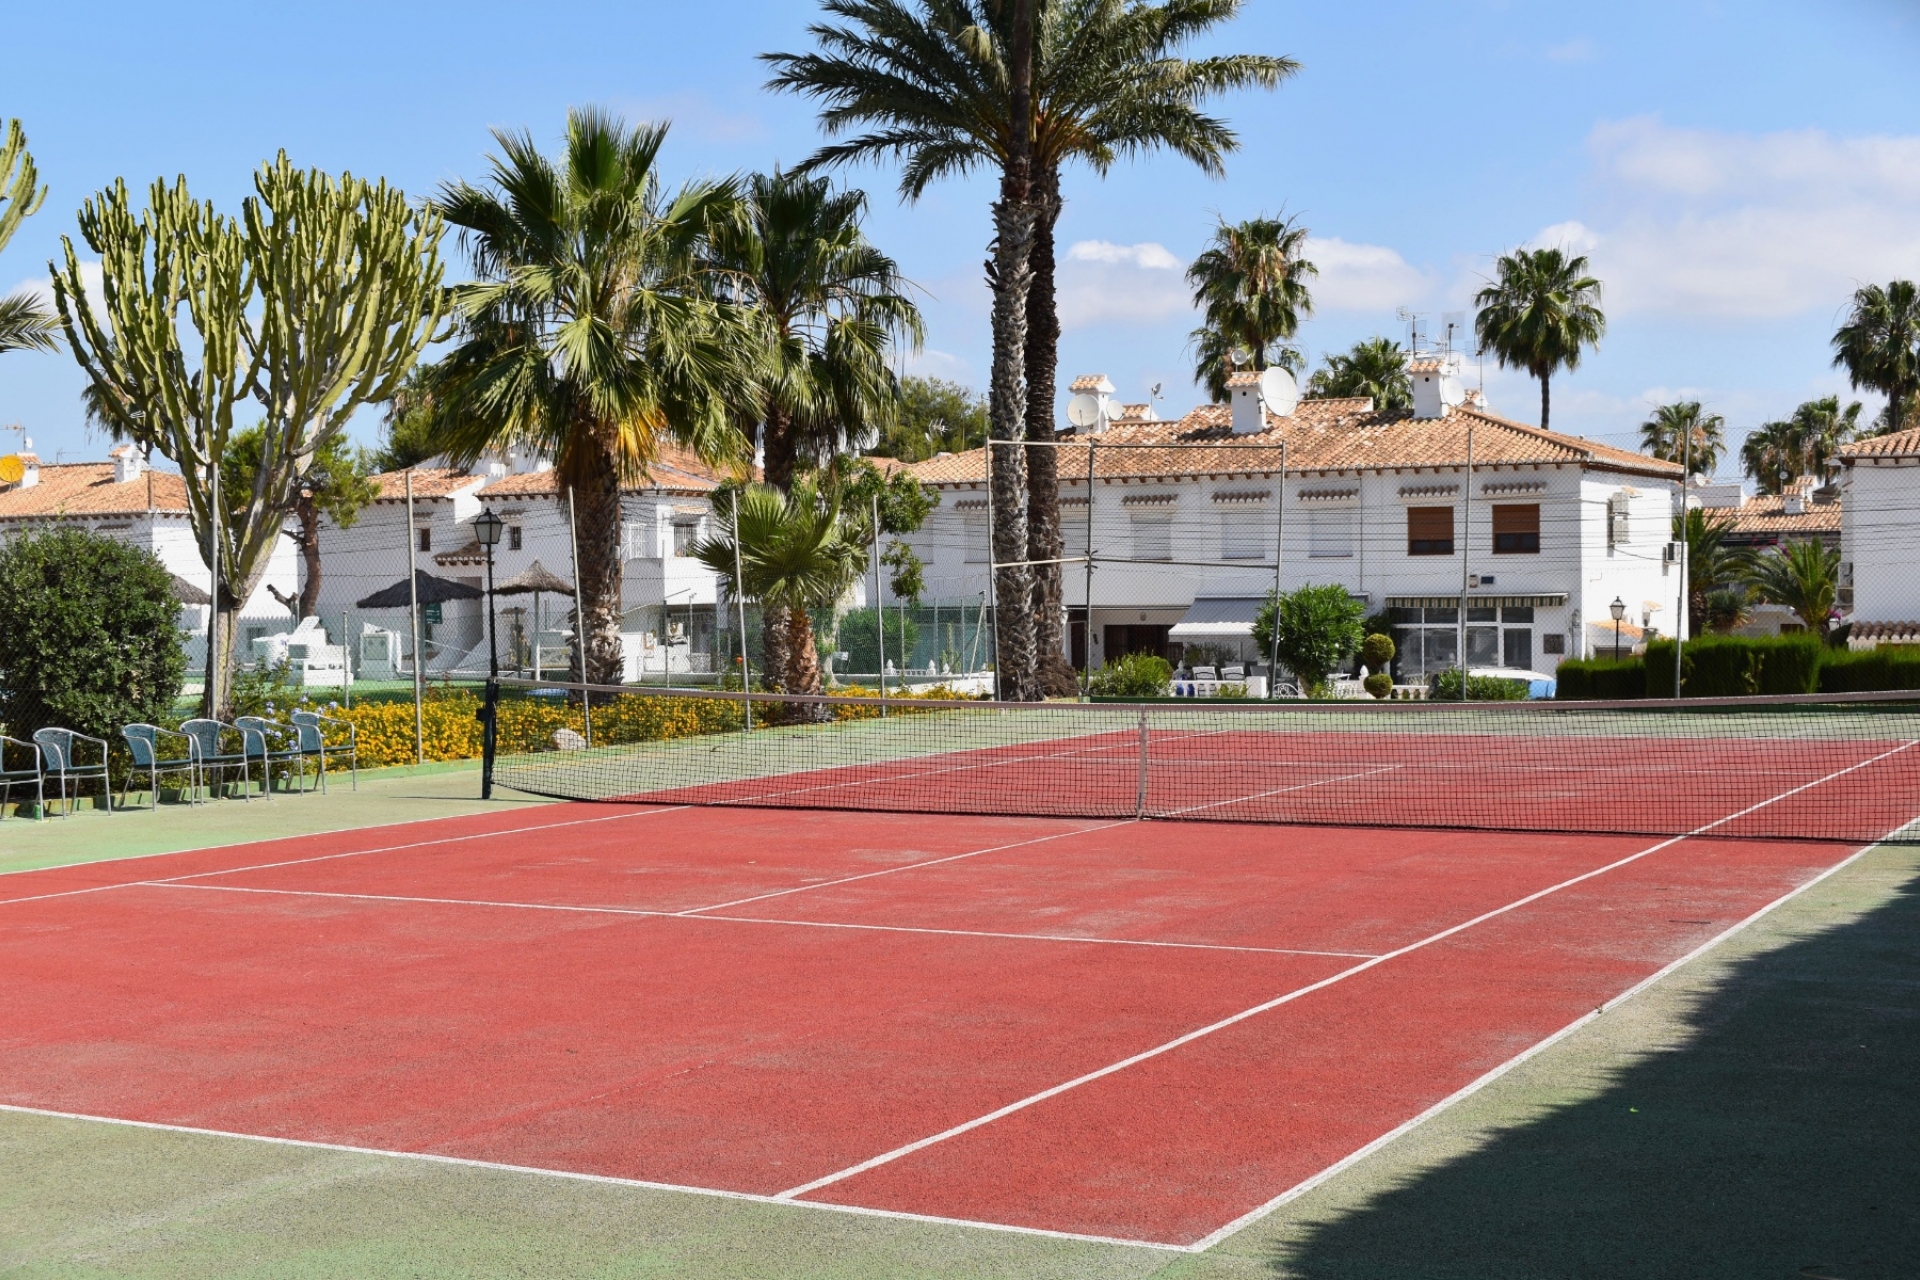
1387 593 1568 609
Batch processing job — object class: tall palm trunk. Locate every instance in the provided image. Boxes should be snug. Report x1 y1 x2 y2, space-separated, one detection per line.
759 407 802 691
784 602 824 696
575 458 627 687
1025 169 1076 697
988 197 1038 702
1538 372 1551 431
762 405 799 493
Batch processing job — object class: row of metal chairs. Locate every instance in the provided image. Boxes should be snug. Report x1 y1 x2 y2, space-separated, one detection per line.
0 712 356 820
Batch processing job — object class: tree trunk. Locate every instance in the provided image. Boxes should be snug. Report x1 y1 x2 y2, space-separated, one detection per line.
205 595 239 720
576 455 626 687
1539 374 1551 432
761 605 790 694
1025 171 1076 698
784 602 824 698
268 493 324 621
763 406 797 493
988 196 1038 702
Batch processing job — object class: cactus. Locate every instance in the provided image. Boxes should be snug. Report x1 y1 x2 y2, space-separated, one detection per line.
52 156 446 714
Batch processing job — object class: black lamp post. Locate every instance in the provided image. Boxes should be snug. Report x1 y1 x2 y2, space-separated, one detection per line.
1610 596 1626 662
473 507 504 798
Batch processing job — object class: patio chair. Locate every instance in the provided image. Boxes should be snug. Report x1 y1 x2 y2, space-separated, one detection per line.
32 727 112 816
179 719 258 800
120 724 201 810
1191 665 1218 681
1 735 43 820
235 716 306 796
290 710 357 793
1222 664 1246 682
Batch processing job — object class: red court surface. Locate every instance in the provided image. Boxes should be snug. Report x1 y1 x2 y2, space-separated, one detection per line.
0 798 1901 1248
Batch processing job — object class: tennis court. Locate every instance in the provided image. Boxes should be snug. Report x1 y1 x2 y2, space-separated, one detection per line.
3 690 1916 1251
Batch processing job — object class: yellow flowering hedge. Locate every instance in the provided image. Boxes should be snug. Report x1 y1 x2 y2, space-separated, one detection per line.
322 683 981 768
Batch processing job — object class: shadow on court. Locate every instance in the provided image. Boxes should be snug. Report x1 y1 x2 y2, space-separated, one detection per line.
1265 865 1920 1280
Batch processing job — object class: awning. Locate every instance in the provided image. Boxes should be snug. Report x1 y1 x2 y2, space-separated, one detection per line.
1169 596 1264 640
1387 593 1568 609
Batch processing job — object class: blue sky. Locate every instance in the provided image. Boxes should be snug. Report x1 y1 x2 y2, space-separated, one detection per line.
4 0 1918 479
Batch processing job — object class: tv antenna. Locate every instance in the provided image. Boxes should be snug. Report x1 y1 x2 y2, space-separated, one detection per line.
1396 307 1427 354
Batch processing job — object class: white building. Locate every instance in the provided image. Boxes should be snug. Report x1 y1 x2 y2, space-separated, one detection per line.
0 447 297 673
1838 426 1920 634
310 445 735 679
905 367 1684 683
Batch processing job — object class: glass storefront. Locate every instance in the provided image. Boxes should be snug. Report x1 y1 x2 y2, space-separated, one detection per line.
1391 604 1543 679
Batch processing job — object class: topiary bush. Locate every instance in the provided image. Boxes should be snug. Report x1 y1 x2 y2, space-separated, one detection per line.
1360 632 1396 672
1362 671 1393 699
0 527 187 740
1089 651 1173 698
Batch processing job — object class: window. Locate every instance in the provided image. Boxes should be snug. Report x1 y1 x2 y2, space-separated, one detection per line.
1423 628 1458 670
963 514 988 563
672 520 700 556
416 526 431 553
1407 506 1454 555
1466 605 1498 623
1504 629 1534 669
1062 511 1089 560
1608 494 1630 549
1502 605 1535 624
1222 509 1267 560
1309 507 1354 559
1542 633 1566 655
508 525 523 551
1466 626 1500 666
620 520 652 560
1131 513 1172 562
1492 503 1540 554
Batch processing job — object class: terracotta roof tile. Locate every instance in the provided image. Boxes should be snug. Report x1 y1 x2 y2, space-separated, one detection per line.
0 463 190 519
907 398 1681 486
371 445 740 502
1725 490 1842 537
369 468 487 502
1838 426 1920 459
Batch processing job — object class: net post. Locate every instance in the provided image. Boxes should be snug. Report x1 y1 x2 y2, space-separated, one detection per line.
405 468 424 766
1081 438 1096 700
479 678 498 800
1135 704 1149 818
873 493 887 717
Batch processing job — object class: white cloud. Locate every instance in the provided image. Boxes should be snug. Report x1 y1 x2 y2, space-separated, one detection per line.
9 259 100 316
1529 117 1920 318
1305 237 1434 312
907 347 974 382
1057 240 1191 330
1545 37 1599 63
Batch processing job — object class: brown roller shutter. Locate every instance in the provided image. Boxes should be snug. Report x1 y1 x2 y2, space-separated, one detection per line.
1407 505 1454 554
1492 503 1540 553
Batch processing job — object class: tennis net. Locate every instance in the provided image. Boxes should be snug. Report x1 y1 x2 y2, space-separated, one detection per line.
486 679 1920 844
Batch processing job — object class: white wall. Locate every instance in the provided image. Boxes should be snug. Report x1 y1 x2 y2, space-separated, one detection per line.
1843 460 1920 623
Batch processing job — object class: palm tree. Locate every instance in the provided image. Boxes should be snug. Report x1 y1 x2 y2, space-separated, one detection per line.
709 168 923 491
430 110 756 687
1832 280 1920 436
1673 506 1748 636
767 0 1296 698
1305 336 1412 410
1187 214 1316 402
693 481 865 700
1745 539 1841 637
1739 396 1862 492
1639 401 1725 476
1472 247 1605 431
0 119 57 356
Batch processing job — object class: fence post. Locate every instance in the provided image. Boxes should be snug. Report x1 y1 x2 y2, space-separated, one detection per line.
405 469 424 766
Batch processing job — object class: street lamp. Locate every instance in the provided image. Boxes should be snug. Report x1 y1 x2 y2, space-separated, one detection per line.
472 507 504 799
1610 596 1626 662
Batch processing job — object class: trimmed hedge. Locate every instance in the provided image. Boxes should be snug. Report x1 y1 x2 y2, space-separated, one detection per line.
1817 646 1920 692
1558 634 1919 700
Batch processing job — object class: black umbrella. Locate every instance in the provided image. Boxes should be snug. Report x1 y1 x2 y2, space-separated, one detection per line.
355 570 484 610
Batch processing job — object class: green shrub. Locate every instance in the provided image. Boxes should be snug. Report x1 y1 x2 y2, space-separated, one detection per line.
1360 632 1396 671
1089 651 1173 698
1362 671 1393 699
1645 636 1822 698
0 527 188 740
1253 584 1366 696
1431 668 1528 700
1555 657 1646 700
835 607 920 674
1818 646 1920 692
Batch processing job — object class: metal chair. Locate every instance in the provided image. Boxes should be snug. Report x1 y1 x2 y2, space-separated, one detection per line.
120 724 201 809
290 710 356 793
235 716 304 797
179 719 258 800
31 728 112 816
1 735 43 820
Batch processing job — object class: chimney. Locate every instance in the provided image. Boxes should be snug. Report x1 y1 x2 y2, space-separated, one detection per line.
1227 371 1265 435
1066 373 1117 435
17 452 39 488
110 444 143 484
1410 353 1465 420
1783 492 1806 516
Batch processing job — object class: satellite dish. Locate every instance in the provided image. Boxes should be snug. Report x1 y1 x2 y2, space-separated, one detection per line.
1066 393 1103 429
1258 366 1300 417
1439 374 1466 408
0 455 23 485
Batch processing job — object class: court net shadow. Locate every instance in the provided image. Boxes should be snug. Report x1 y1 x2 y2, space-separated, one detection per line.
1266 862 1920 1280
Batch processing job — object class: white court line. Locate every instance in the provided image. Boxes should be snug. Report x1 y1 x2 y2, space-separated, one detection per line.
675 821 1129 916
145 880 1370 959
0 807 689 910
1158 765 1404 818
774 739 1920 1203
0 1103 1186 1255
1182 813 1919 1252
